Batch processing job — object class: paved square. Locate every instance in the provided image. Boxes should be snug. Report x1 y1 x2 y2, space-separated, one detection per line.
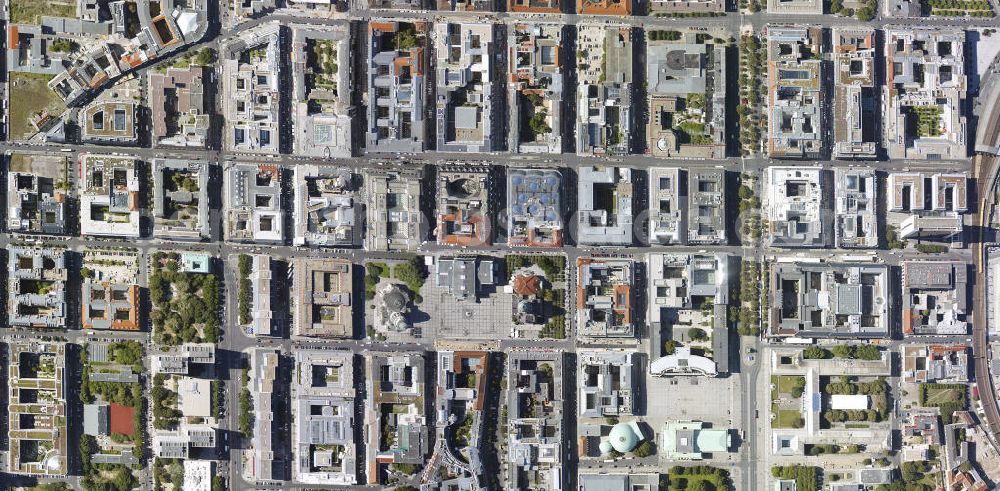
417 283 512 340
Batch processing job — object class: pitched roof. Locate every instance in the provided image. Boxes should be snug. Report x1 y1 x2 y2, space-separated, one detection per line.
513 274 542 296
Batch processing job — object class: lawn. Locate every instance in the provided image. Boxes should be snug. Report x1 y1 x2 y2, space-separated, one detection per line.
772 466 818 491
10 0 76 24
770 375 806 428
7 72 66 140
919 383 967 424
776 376 805 395
924 0 993 15
921 383 964 406
667 466 730 491
771 403 804 429
678 120 706 135
672 475 727 490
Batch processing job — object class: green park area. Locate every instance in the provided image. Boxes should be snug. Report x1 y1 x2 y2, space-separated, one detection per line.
919 383 967 424
666 465 731 491
923 0 994 16
149 252 220 345
772 466 818 491
771 375 806 428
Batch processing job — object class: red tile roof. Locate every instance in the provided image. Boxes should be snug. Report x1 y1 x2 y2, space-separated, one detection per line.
513 274 542 297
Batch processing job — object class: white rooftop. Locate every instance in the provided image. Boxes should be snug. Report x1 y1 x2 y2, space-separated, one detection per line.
830 394 869 411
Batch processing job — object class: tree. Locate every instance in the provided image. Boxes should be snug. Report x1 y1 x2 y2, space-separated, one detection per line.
688 327 708 341
395 23 421 50
392 463 418 474
394 256 427 294
238 254 252 277
203 319 220 343
855 4 875 20
239 277 253 324
831 344 854 359
239 388 254 436
633 440 656 457
110 341 144 371
691 481 715 491
901 461 927 482
738 185 753 201
167 460 185 489
193 48 214 66
825 410 845 424
664 340 677 355
686 93 707 110
368 263 385 278
80 434 96 462
80 382 94 406
29 484 71 491
803 346 831 359
885 225 907 249
202 273 218 300
854 345 881 360
50 39 77 53
916 244 948 254
112 466 137 491
772 466 818 491
149 274 168 305
790 377 806 398
462 372 477 388
528 111 551 135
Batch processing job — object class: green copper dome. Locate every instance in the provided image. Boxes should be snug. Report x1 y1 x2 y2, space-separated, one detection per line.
607 422 641 453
